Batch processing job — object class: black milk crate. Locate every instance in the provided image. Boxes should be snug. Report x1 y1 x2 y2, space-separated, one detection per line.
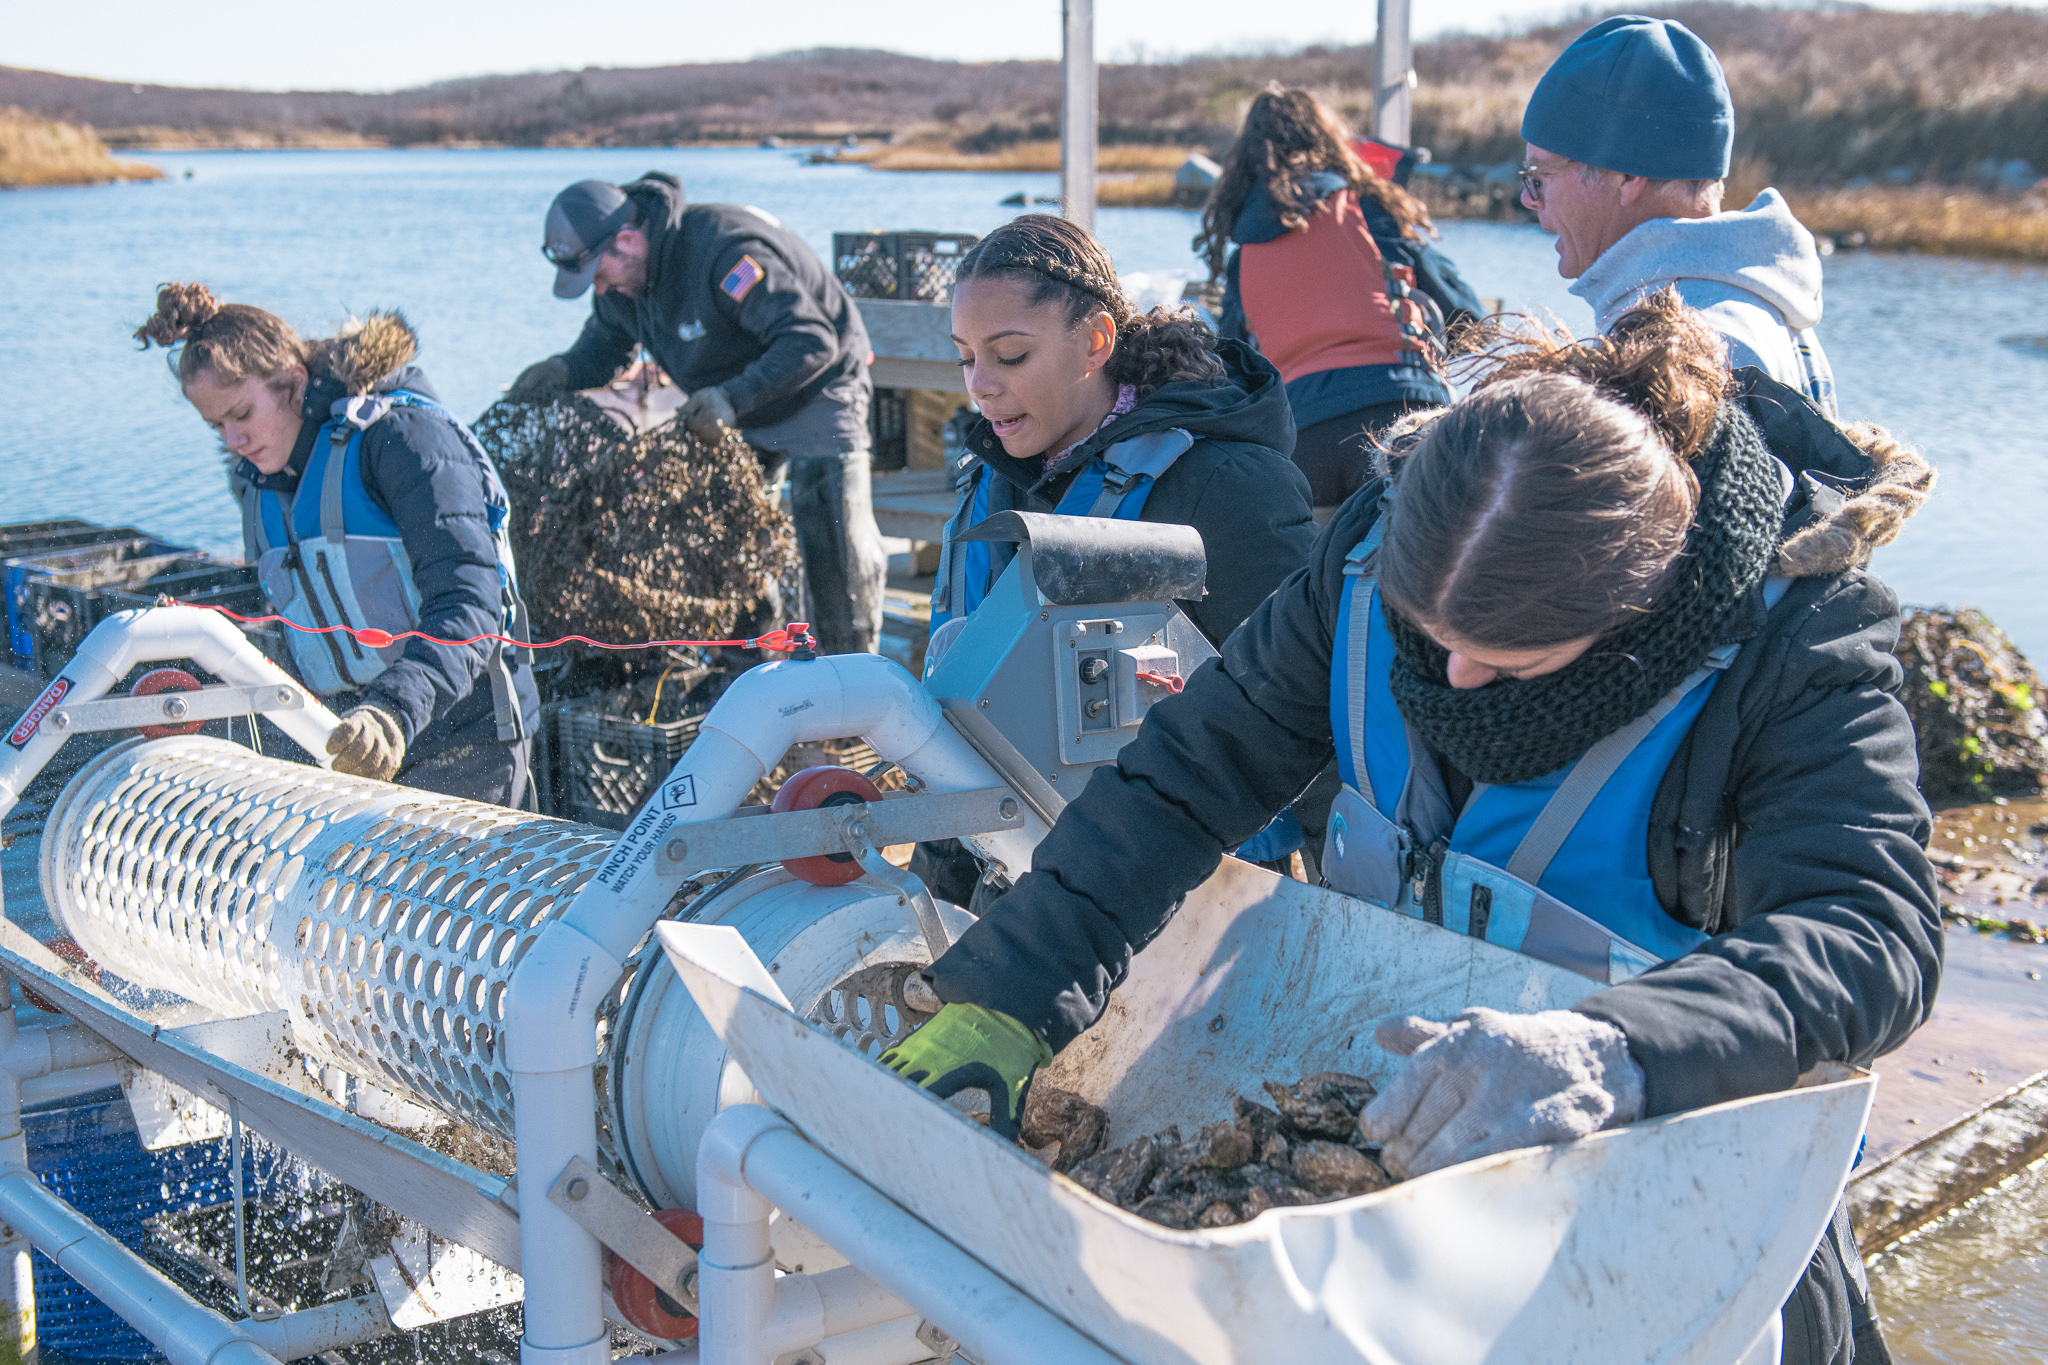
1 522 151 660
833 231 979 302
15 539 199 677
870 387 910 471
102 560 265 618
551 698 707 830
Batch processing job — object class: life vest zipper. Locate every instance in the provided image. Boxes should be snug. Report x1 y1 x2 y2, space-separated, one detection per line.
1415 837 1449 926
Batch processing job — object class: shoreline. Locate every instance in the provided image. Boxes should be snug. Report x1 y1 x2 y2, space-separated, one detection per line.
0 108 162 188
49 136 2048 265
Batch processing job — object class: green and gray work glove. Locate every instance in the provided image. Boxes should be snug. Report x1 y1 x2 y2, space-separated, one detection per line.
878 1002 1053 1141
507 357 570 403
326 704 407 782
678 385 737 442
1359 1006 1645 1179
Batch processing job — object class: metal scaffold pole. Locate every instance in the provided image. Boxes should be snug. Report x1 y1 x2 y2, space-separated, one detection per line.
1061 0 1097 231
1375 0 1414 146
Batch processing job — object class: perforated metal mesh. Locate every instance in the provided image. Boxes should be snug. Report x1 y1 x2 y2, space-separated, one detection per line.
46 737 618 1141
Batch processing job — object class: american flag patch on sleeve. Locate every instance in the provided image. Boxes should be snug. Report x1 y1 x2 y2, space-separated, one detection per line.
721 254 765 301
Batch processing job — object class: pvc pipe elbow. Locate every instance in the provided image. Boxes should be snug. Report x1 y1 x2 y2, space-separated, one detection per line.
503 922 621 1075
696 654 942 778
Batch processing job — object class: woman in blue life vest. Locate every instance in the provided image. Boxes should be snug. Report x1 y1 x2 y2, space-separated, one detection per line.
914 214 1318 904
1197 85 1484 516
136 284 539 808
886 294 1938 1365
931 214 1314 648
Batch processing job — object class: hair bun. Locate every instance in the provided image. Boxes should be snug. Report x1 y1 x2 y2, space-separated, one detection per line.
134 282 223 349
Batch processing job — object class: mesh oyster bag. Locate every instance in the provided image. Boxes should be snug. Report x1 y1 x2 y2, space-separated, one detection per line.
473 396 797 651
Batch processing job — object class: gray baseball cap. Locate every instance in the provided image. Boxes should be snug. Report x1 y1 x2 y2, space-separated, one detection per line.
543 180 633 299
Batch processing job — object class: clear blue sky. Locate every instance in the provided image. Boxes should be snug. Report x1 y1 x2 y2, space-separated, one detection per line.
7 0 2020 92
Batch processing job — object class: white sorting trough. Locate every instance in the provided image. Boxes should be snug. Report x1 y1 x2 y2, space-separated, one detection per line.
662 856 1874 1365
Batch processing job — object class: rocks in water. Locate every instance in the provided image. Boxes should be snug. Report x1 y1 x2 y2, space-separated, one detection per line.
1055 1072 1396 1230
1894 608 2048 801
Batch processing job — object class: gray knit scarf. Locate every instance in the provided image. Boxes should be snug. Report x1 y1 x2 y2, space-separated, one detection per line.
1384 404 1784 787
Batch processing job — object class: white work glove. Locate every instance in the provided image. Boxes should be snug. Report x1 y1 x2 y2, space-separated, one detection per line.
678 386 737 441
1359 1007 1646 1179
326 704 407 782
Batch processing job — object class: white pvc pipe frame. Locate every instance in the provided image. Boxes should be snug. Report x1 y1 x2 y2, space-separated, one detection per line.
0 1002 397 1364
0 606 341 824
506 652 1045 1365
694 1105 1121 1365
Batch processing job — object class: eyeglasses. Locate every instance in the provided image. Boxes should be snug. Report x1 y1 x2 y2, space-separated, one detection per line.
1519 159 1579 204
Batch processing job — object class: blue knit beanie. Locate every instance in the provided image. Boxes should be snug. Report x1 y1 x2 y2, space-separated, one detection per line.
1521 15 1733 180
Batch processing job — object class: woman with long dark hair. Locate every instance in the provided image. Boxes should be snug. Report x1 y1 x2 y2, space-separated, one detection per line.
888 294 1936 1365
1197 85 1483 516
136 284 538 806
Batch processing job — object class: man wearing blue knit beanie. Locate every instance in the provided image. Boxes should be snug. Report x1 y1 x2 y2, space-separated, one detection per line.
1521 15 1837 416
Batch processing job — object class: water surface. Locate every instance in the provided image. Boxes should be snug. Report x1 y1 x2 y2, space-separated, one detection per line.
4 147 2043 655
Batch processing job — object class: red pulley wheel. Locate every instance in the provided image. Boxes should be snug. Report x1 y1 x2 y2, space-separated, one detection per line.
608 1207 703 1340
132 668 204 740
22 937 101 1014
771 765 884 886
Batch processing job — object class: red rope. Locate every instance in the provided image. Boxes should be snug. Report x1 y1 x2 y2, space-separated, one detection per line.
156 597 818 655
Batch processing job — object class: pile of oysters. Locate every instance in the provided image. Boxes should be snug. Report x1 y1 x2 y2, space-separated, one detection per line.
1019 1072 1398 1229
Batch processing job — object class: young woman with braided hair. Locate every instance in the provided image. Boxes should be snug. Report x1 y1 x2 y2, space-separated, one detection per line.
1198 85 1485 516
912 212 1318 905
135 283 539 808
887 292 1936 1365
931 213 1314 647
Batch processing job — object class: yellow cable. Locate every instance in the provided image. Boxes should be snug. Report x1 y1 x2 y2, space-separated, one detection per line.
645 666 677 724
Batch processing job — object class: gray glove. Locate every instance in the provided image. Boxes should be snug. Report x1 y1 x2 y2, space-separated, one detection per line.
326 705 407 782
1358 1006 1646 1179
507 357 570 403
678 386 737 441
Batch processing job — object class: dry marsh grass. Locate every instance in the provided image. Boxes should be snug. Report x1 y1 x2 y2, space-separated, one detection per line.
0 107 160 187
1785 187 2048 262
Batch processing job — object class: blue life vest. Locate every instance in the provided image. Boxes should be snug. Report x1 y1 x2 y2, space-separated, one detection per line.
1320 522 1785 984
929 428 1196 628
241 390 529 740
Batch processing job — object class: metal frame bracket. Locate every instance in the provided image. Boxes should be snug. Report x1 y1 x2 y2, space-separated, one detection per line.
653 786 1023 879
48 682 306 735
546 1154 698 1312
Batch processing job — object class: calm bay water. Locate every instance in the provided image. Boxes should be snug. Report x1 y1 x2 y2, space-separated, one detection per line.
2 145 2045 655
3 146 2048 1354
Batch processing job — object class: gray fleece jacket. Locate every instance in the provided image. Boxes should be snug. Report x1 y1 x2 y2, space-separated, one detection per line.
1573 189 1837 416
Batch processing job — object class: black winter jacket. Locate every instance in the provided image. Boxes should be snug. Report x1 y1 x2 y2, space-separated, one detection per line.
239 357 539 760
929 372 1942 1119
956 337 1315 646
556 174 869 428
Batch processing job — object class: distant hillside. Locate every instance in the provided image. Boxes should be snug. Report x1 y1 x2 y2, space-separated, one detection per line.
0 106 161 187
6 4 2047 187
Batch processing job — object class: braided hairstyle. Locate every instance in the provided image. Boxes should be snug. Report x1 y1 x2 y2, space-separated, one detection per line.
134 282 309 392
954 215 1224 400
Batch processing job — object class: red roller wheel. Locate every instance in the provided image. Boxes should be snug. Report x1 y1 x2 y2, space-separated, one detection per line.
22 937 101 1014
771 765 883 886
608 1207 702 1341
132 668 203 740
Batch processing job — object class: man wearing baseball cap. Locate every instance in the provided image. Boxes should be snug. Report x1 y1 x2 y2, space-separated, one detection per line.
1520 15 1837 415
509 171 886 656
